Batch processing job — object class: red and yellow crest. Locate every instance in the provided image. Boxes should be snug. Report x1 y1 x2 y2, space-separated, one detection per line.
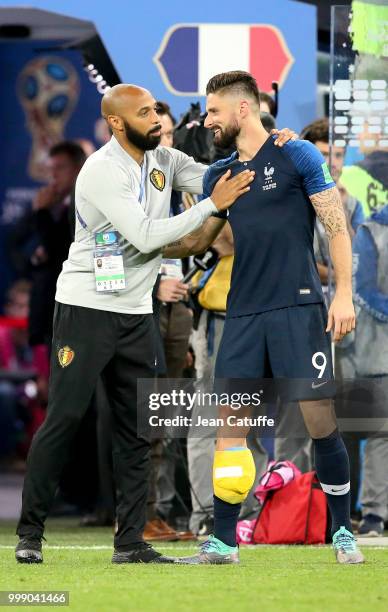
58 345 75 368
150 168 165 192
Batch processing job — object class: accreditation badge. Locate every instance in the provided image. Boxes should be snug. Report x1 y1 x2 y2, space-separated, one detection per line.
160 258 183 279
93 231 126 293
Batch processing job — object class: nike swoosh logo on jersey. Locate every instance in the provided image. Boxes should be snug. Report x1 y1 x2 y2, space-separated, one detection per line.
330 486 348 493
311 381 328 389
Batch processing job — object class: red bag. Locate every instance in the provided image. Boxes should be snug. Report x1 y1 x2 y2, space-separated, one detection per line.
253 471 328 545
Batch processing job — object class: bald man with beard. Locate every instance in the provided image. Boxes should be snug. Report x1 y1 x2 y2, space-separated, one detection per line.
14 84 263 565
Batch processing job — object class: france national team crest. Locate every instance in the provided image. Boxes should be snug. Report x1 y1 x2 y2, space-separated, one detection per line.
150 168 165 191
263 163 277 191
58 345 75 368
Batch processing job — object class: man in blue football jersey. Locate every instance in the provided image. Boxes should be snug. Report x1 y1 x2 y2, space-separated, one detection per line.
180 71 364 565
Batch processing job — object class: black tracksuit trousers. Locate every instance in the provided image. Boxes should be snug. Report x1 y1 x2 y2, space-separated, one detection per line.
17 302 156 550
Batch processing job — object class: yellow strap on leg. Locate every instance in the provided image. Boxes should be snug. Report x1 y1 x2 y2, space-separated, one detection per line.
213 448 256 504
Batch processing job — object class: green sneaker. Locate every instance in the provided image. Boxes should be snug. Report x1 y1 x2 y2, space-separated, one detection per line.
178 535 239 565
332 526 365 564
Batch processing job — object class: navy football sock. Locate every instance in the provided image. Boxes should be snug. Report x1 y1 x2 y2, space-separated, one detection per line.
213 495 241 547
312 429 352 534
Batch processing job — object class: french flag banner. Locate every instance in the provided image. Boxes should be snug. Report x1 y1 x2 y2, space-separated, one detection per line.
154 24 294 95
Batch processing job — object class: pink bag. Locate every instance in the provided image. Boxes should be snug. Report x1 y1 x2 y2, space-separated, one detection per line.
236 519 256 545
255 460 301 505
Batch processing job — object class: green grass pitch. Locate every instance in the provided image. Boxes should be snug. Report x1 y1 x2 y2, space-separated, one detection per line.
1 519 388 612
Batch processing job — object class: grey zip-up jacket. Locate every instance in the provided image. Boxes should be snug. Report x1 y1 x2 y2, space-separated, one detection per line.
56 136 216 314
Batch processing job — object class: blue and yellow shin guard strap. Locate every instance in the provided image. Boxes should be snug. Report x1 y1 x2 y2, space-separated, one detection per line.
213 448 256 504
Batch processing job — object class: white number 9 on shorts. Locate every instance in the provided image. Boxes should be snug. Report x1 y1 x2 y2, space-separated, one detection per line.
312 351 327 378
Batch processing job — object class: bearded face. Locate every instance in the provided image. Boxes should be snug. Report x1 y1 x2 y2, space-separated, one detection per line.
204 93 242 149
212 117 241 149
123 119 161 151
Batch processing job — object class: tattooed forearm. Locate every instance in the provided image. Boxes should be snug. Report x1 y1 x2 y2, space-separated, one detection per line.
166 241 182 248
162 217 226 258
310 186 348 241
162 239 190 258
310 189 352 294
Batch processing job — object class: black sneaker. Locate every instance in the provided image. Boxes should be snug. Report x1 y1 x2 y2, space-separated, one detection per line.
112 542 177 564
358 514 384 537
15 538 43 564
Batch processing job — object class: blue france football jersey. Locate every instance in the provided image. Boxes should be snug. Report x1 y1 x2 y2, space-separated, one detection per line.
203 137 335 318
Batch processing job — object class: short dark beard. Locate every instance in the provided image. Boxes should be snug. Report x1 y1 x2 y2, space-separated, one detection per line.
123 119 161 151
214 120 240 149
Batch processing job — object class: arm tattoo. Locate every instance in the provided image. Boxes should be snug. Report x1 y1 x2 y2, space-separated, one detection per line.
310 186 348 241
162 240 188 258
166 240 182 248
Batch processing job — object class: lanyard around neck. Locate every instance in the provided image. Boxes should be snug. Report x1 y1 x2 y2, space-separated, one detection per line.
139 157 147 204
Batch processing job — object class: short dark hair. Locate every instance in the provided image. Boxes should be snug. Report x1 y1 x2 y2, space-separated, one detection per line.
300 118 329 144
206 71 260 107
155 101 176 126
49 141 87 167
259 92 275 116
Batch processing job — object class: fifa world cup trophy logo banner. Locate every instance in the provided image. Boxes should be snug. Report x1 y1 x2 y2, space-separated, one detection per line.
17 56 80 181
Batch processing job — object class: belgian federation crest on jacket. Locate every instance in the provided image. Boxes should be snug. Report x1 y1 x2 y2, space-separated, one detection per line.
150 168 166 191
